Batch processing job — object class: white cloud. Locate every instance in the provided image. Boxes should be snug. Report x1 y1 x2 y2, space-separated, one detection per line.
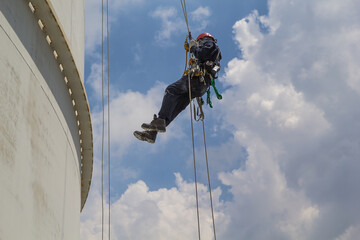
335 224 360 240
82 0 360 239
231 11 264 59
190 6 211 32
218 138 319 239
150 7 185 44
87 70 187 158
86 61 103 98
216 0 360 239
191 6 211 20
90 81 171 157
150 6 212 44
81 173 227 240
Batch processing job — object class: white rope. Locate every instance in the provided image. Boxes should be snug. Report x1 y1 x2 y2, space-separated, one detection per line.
193 98 217 240
101 0 111 238
106 0 111 238
201 120 217 240
180 0 191 37
101 0 105 239
180 1 201 236
187 69 202 240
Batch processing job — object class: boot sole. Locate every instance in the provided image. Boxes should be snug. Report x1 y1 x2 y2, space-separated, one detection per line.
133 131 155 144
141 124 166 133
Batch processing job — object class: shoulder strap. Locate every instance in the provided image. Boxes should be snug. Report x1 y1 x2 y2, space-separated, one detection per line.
214 43 222 65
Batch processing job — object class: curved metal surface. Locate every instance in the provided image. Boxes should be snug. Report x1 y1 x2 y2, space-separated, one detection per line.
26 0 93 210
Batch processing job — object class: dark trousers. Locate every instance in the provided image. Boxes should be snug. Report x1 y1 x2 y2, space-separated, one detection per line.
158 75 210 126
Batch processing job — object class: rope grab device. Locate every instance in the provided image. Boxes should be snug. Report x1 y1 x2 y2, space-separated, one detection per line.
180 1 218 240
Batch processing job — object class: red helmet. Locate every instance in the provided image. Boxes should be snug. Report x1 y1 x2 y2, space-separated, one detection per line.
196 32 215 41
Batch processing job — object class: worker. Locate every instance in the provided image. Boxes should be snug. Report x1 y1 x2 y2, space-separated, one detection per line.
134 32 222 143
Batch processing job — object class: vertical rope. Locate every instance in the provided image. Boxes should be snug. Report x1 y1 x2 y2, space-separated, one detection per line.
187 53 201 240
201 120 217 240
101 0 104 239
183 1 217 239
180 0 190 36
106 0 111 238
101 0 111 239
181 1 200 238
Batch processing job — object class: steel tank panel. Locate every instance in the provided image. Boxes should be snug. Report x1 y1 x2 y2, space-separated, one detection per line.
45 0 85 81
0 0 91 239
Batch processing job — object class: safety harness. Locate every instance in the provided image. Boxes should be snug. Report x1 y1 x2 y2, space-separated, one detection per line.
184 40 223 109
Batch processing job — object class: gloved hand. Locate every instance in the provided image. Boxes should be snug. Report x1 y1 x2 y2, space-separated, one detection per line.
189 40 197 50
184 41 189 52
184 40 198 52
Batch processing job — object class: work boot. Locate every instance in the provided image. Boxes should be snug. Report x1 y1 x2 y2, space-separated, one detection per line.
133 130 157 144
141 114 166 132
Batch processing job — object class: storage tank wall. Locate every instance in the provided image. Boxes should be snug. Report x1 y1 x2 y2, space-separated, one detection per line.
0 0 91 239
46 0 85 81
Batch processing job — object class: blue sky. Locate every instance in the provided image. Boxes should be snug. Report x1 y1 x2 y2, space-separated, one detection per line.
83 0 267 195
81 0 360 239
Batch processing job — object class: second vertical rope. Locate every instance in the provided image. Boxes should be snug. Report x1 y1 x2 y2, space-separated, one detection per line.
188 70 202 240
106 0 111 239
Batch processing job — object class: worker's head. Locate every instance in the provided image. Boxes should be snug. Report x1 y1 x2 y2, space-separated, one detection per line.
196 32 215 42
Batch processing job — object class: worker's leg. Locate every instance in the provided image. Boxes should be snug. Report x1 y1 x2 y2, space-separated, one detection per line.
158 75 189 126
158 75 210 126
135 76 209 143
164 94 190 126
